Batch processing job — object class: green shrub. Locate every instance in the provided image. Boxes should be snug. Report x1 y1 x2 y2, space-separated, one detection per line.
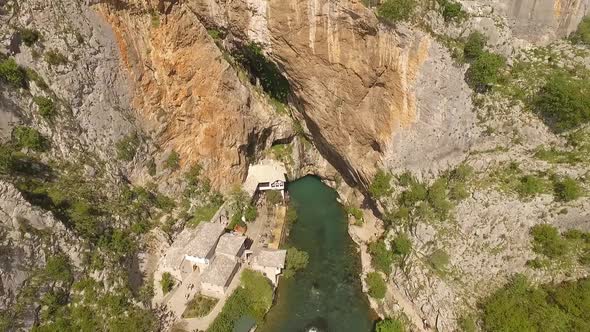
284 247 309 278
427 178 452 219
369 169 393 199
19 28 40 47
516 175 549 198
244 205 257 222
481 275 590 332
466 51 506 91
182 295 218 318
376 318 406 332
165 150 180 170
160 272 175 294
116 133 140 161
440 0 465 22
13 126 45 151
366 272 387 299
534 72 590 132
392 233 412 257
427 249 450 272
463 32 486 60
33 96 56 118
530 224 568 258
570 16 590 45
369 239 394 275
44 49 68 66
0 57 28 88
378 0 416 22
553 176 582 202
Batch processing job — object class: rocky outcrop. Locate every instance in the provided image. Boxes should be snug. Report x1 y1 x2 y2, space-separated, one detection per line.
462 0 589 44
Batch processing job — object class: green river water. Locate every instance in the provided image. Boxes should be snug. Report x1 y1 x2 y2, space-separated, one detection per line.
258 176 374 332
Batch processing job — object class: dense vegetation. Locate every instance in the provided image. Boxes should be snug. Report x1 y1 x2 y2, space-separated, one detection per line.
366 272 387 299
376 318 406 332
528 224 590 267
13 126 45 151
33 96 56 119
284 247 309 278
207 270 273 332
438 0 465 22
533 72 590 132
160 272 175 295
0 56 28 88
19 28 41 47
481 275 590 332
570 16 590 45
378 0 416 23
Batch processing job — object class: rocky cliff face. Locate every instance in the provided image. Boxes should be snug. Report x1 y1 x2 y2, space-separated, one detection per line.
97 1 293 189
193 0 476 187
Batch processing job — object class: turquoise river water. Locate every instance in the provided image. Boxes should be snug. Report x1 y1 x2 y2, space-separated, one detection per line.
258 176 374 332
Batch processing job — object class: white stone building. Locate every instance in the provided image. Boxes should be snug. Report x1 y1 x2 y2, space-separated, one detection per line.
250 249 287 285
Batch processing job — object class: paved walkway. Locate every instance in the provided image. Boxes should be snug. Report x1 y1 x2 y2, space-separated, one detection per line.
167 269 201 317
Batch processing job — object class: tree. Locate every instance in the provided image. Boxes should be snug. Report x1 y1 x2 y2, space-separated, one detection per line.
463 32 486 60
534 72 590 132
440 0 465 22
530 224 568 258
160 272 175 294
265 190 282 205
378 0 416 22
33 96 56 118
0 57 27 88
165 150 180 170
466 51 505 91
369 239 394 274
19 28 41 47
553 176 582 202
369 169 393 199
376 318 406 332
366 272 387 299
244 205 257 222
284 247 309 278
392 233 412 257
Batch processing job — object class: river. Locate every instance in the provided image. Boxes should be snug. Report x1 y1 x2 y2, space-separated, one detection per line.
258 176 374 332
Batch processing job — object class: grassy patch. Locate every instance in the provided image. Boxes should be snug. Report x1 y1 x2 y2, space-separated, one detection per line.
182 295 218 318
